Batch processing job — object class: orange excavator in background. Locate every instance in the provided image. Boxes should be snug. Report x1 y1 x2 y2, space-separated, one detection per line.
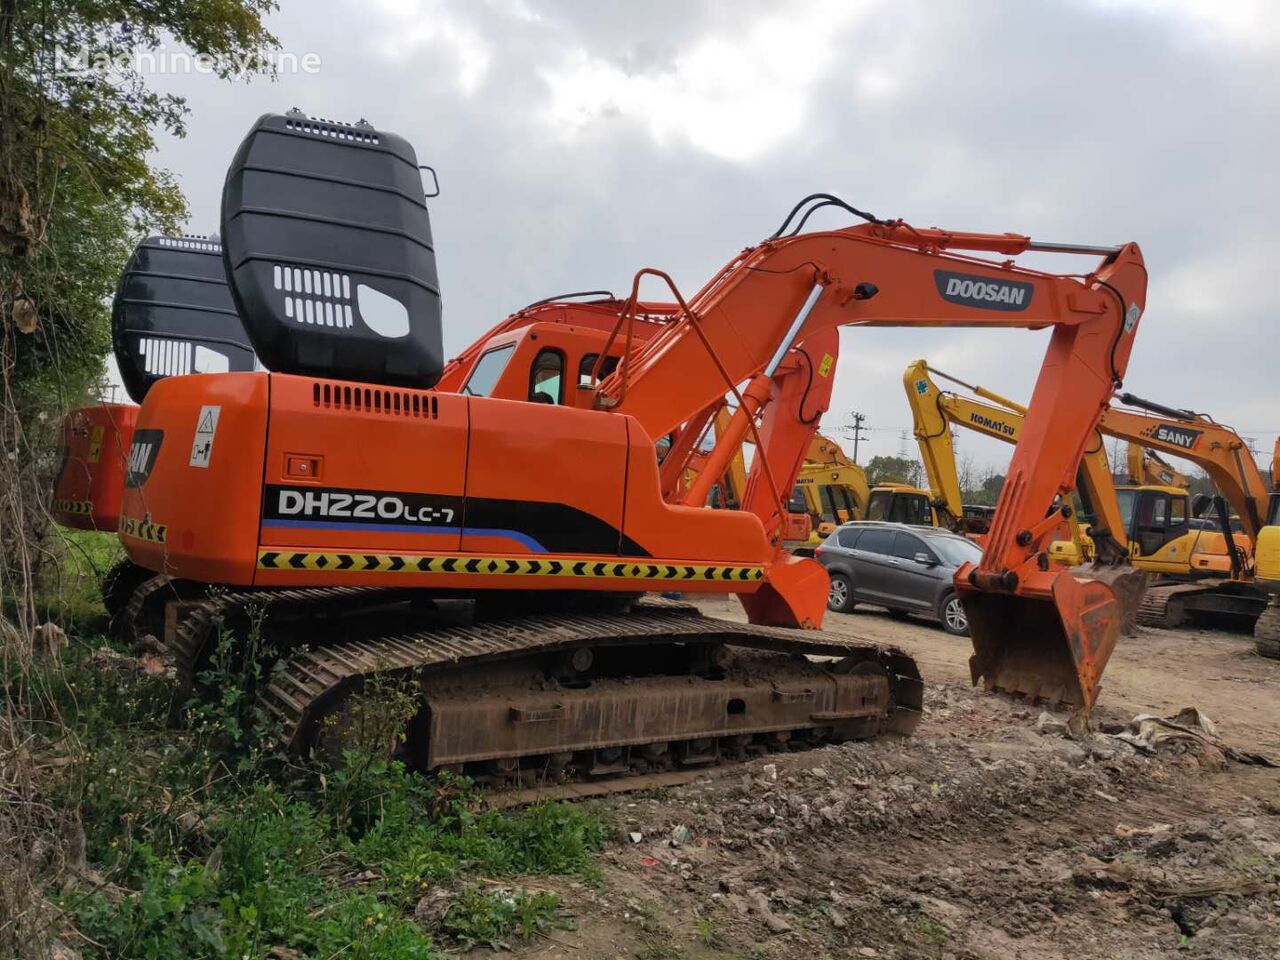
116 114 1148 782
51 235 256 616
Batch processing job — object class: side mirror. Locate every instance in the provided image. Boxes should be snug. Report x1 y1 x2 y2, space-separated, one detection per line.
914 551 937 566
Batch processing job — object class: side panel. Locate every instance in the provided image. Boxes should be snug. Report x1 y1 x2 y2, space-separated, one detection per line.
52 404 137 532
621 418 769 566
462 397 628 555
118 373 269 583
258 374 468 556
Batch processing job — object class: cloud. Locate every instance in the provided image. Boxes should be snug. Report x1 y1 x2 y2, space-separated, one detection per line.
122 0 1279 471
539 0 876 162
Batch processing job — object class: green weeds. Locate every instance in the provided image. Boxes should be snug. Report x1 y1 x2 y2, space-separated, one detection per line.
16 580 608 959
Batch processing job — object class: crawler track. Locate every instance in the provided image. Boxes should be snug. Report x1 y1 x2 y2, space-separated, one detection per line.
1136 580 1266 632
159 589 923 787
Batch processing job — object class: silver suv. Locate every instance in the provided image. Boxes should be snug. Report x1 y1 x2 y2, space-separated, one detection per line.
815 521 982 636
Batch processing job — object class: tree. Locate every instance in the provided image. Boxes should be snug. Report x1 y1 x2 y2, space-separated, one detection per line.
866 454 923 488
0 8 275 954
0 0 276 628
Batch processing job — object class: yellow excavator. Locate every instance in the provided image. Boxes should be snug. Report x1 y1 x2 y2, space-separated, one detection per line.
904 361 1268 630
789 435 947 546
1239 440 1280 657
1127 444 1191 489
904 361 1126 565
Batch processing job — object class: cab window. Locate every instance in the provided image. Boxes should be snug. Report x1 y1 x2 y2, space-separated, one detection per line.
788 486 808 514
1170 497 1187 525
462 343 515 397
529 349 564 404
578 353 620 387
822 485 858 523
866 492 890 522
900 494 932 526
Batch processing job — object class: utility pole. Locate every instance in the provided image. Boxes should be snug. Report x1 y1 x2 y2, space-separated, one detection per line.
847 411 867 463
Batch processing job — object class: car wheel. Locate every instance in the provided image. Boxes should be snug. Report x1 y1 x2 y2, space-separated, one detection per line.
827 573 856 613
939 591 969 636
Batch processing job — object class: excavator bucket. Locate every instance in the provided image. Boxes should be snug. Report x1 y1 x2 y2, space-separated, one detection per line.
963 568 1141 709
1082 564 1149 637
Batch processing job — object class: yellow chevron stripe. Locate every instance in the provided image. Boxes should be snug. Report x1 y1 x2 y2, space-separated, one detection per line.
255 550 765 582
53 498 94 516
118 516 168 544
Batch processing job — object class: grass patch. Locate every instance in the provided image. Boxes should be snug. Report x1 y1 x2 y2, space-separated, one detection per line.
8 586 608 959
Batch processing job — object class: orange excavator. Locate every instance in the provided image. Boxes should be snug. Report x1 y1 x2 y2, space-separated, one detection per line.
116 114 1147 780
51 235 256 615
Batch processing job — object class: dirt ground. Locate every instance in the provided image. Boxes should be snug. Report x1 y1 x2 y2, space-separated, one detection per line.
496 598 1280 960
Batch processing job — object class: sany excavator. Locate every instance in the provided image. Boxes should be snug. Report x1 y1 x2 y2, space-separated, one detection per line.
904 360 1267 630
50 235 256 616
115 114 1147 782
1104 393 1269 630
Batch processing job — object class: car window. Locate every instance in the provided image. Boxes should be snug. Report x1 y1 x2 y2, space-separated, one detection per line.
891 532 933 561
855 528 895 555
928 535 983 566
836 527 860 548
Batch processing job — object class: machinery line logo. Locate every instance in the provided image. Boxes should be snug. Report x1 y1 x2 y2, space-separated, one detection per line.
1149 424 1201 450
934 270 1034 312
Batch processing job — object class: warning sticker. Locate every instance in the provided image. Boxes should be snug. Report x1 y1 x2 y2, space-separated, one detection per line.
189 405 221 468
87 425 104 464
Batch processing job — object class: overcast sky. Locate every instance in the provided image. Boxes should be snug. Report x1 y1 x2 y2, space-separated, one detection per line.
130 0 1280 476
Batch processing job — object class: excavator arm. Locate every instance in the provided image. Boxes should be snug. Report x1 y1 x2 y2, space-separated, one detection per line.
587 207 1147 708
1105 396 1269 541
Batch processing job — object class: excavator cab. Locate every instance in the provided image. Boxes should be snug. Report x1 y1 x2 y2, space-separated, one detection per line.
864 485 934 526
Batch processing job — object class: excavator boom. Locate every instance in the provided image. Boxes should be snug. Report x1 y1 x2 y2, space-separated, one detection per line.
586 219 1146 707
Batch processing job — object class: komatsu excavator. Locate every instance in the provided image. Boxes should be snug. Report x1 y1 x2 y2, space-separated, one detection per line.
904 360 1127 565
51 235 256 615
905 360 1267 630
115 113 1148 781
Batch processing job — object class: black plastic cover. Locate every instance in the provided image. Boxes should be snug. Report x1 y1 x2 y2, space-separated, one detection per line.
221 112 443 387
111 236 258 403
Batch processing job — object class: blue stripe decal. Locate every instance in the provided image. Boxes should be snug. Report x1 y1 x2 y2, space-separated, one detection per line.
260 518 548 553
